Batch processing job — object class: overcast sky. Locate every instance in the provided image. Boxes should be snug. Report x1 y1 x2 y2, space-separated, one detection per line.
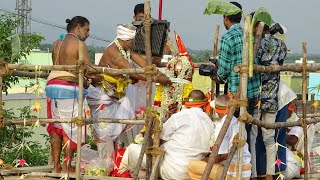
1 0 319 54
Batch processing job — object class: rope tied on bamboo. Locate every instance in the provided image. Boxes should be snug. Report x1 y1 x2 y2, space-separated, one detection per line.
144 107 157 122
228 99 248 108
238 112 253 124
0 60 12 76
299 117 307 128
143 18 154 28
72 117 86 127
146 146 165 156
152 118 162 134
144 64 157 75
232 134 246 148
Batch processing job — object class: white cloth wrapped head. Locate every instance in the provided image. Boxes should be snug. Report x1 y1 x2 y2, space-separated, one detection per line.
117 24 137 41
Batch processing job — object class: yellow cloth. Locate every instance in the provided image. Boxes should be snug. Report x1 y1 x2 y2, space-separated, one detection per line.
100 74 132 99
154 83 194 102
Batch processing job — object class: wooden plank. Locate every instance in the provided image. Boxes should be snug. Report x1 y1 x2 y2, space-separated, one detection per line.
4 175 56 180
0 166 53 176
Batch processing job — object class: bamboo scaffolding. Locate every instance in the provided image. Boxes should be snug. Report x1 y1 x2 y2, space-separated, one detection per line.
3 118 145 126
144 1 155 179
302 42 309 180
236 18 250 180
132 1 155 179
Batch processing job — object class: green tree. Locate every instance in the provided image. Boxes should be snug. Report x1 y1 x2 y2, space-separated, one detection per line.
0 13 48 166
0 105 50 166
0 13 44 93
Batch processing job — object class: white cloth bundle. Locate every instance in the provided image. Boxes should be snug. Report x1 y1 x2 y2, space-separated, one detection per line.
117 24 136 41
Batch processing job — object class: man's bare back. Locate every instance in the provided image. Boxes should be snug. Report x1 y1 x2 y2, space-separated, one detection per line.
52 35 91 66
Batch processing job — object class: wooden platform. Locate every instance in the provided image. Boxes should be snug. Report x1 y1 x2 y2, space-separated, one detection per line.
2 173 133 180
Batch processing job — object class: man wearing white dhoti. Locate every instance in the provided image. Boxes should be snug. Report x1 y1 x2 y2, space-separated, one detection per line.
87 24 171 143
46 16 91 173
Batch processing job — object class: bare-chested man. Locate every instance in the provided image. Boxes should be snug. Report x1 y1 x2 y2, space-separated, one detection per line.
86 23 171 144
46 16 91 173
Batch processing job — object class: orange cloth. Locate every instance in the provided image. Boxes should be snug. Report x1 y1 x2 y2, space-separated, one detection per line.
184 98 211 113
288 103 295 111
215 107 228 114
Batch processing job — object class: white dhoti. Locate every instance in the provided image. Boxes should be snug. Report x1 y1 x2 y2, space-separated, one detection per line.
45 78 86 149
86 85 136 141
47 98 86 146
119 144 146 173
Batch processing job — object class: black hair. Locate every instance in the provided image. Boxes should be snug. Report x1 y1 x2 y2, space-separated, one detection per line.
226 2 242 23
250 12 270 31
134 3 145 15
66 16 90 32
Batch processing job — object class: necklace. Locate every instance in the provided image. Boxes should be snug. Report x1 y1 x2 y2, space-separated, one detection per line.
66 33 79 39
114 39 131 60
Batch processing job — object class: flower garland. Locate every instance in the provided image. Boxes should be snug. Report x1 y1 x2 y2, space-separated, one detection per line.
114 39 131 60
156 55 194 120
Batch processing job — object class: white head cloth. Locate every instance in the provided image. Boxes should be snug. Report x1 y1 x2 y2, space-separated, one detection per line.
117 24 136 41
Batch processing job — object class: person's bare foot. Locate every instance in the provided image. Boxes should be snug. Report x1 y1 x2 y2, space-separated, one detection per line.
61 162 75 173
52 164 62 173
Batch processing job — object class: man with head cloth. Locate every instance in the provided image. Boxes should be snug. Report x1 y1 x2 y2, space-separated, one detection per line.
86 23 171 144
119 90 214 179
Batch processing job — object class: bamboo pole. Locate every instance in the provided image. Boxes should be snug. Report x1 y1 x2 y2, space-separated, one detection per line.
4 118 145 126
0 76 3 128
6 116 320 129
311 93 315 114
11 70 49 78
211 24 219 114
236 18 250 180
75 60 85 180
297 113 320 118
8 64 79 71
132 120 153 179
220 144 237 180
302 42 308 180
213 24 220 98
253 22 265 59
234 63 320 73
201 91 240 180
143 1 155 179
150 154 163 180
7 64 146 75
250 117 320 129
